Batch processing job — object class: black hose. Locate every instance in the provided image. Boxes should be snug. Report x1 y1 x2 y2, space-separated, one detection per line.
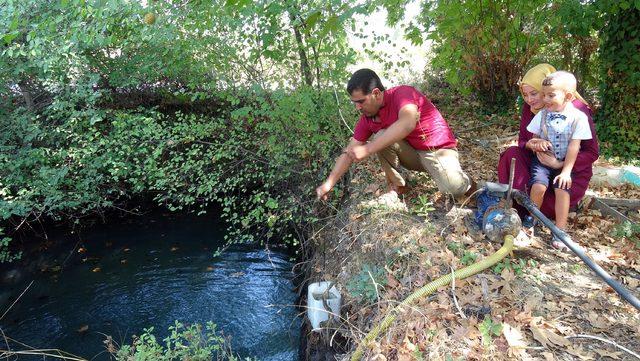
512 190 640 311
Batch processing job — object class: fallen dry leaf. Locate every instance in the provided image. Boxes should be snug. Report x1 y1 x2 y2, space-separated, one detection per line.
565 345 595 360
530 324 570 348
586 311 612 329
530 325 550 348
386 273 400 289
502 323 527 348
594 348 622 359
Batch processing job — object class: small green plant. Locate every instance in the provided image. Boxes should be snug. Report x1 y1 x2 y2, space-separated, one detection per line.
460 251 478 266
492 257 532 276
611 221 640 247
569 263 582 274
110 321 252 361
478 316 503 346
347 264 388 304
447 241 463 253
413 194 435 217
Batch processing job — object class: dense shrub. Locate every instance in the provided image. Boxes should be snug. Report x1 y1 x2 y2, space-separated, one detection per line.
0 0 361 258
0 88 351 250
596 3 640 158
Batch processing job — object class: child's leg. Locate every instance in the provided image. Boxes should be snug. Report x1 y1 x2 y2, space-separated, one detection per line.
530 183 547 209
551 188 571 250
554 188 570 230
529 157 551 210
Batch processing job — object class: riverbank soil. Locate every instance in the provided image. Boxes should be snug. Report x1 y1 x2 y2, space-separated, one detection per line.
304 90 640 360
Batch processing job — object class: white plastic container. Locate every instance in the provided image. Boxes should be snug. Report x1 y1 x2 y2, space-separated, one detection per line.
307 281 341 331
591 165 640 187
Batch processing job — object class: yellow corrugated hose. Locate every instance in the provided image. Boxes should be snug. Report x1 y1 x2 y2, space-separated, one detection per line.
351 234 515 361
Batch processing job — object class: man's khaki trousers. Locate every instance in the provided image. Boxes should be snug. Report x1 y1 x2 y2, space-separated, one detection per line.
374 130 471 197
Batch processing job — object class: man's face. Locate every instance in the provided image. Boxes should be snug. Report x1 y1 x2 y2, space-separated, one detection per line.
350 88 382 117
543 86 571 112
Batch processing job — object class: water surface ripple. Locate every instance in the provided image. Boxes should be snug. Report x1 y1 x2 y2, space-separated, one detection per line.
1 213 300 360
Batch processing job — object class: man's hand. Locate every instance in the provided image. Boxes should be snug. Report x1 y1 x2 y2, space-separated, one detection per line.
537 152 563 169
554 172 572 190
316 181 333 200
527 138 552 153
346 144 370 162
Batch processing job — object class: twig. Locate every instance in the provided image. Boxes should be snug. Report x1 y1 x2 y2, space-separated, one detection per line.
367 269 381 306
0 281 34 321
0 349 87 361
0 327 9 353
450 267 467 319
333 87 353 134
565 334 640 360
328 68 353 134
62 238 81 269
13 211 33 232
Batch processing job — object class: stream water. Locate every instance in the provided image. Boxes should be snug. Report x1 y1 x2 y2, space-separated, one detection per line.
0 212 300 360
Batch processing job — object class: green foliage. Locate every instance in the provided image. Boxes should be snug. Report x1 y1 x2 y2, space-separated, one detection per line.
0 0 361 253
569 263 583 274
0 228 21 263
400 0 607 107
111 321 251 361
446 241 463 254
478 316 503 346
347 264 388 304
492 257 536 276
417 0 550 105
540 1 601 92
413 194 435 218
595 3 640 159
460 251 478 266
611 221 640 248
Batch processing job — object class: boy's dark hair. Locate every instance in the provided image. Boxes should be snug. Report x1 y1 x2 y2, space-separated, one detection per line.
346 69 385 95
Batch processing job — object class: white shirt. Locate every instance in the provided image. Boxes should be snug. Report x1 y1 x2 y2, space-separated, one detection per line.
526 102 592 160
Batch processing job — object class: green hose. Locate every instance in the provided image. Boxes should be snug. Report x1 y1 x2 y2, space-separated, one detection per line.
351 234 515 361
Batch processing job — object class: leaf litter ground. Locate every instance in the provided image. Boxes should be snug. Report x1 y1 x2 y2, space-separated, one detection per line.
305 90 639 360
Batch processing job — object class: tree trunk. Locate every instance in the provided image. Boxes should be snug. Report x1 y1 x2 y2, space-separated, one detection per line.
289 11 313 87
18 80 35 111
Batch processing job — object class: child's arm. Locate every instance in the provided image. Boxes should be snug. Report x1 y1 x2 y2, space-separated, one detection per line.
554 139 581 189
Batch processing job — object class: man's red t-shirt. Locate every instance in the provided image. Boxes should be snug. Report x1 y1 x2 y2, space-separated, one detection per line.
352 85 457 150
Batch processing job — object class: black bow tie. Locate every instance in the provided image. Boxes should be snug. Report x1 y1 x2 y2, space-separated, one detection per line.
548 113 566 121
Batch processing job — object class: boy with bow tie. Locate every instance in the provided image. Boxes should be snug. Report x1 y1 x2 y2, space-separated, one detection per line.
526 71 593 249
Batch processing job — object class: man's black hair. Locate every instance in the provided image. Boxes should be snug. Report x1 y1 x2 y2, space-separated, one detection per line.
346 68 385 95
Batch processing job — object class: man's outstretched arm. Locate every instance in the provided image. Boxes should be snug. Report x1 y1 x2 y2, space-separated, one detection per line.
347 104 419 161
316 138 364 200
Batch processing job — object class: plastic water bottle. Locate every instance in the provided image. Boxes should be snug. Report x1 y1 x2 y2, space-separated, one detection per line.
307 281 341 331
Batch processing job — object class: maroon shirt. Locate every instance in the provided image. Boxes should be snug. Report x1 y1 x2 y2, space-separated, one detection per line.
497 99 599 218
352 86 457 150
